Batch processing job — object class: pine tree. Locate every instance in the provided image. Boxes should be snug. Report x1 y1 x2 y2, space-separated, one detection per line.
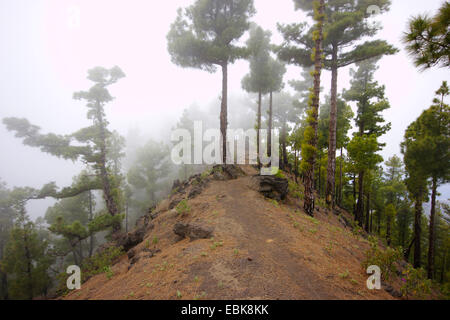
44 173 97 265
271 91 298 170
2 190 53 299
278 0 397 206
346 134 383 225
127 140 172 213
318 96 354 204
400 84 448 269
241 24 273 166
381 156 408 245
3 66 126 232
344 58 391 225
403 1 450 70
301 0 326 216
0 180 14 300
402 81 450 278
401 145 428 268
384 203 396 247
167 0 256 163
267 58 286 162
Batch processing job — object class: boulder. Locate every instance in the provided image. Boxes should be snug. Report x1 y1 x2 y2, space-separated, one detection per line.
169 197 183 210
382 283 402 298
172 179 181 190
212 165 246 180
128 248 160 267
250 175 288 201
112 225 150 252
135 214 150 230
188 185 203 199
173 222 213 240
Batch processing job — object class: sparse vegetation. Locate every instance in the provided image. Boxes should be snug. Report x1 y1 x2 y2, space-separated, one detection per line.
82 246 124 281
400 265 432 299
210 241 224 250
361 237 402 282
176 199 191 216
268 199 279 207
104 266 114 280
339 270 350 279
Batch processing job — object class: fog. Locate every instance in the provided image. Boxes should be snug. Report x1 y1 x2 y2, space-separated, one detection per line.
0 0 449 220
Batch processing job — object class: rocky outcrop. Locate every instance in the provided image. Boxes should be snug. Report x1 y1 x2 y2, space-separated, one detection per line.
188 185 202 199
173 222 213 241
211 165 246 181
250 175 288 201
382 283 402 298
112 227 147 252
169 197 183 210
128 247 161 268
96 216 155 255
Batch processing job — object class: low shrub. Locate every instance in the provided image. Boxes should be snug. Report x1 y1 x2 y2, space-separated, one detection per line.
400 265 432 299
361 237 402 282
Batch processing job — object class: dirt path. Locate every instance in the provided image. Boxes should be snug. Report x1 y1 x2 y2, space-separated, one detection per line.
215 176 337 299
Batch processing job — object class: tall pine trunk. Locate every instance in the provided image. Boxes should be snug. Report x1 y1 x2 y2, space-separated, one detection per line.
404 237 415 261
282 124 288 170
427 176 437 279
377 208 381 235
386 215 392 246
88 190 94 258
356 171 364 226
294 149 299 182
339 147 343 206
318 153 322 194
0 239 7 300
268 91 273 161
365 192 370 232
414 191 423 268
220 63 228 164
97 103 120 231
352 174 356 215
125 198 129 233
326 45 338 207
303 0 325 216
23 232 33 300
257 91 262 168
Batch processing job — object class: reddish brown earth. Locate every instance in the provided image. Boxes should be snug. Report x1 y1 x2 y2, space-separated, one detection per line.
64 166 403 300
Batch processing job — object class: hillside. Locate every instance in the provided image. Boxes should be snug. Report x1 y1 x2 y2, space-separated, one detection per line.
64 165 404 300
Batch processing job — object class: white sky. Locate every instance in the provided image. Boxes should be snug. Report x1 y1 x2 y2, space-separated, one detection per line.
0 0 449 219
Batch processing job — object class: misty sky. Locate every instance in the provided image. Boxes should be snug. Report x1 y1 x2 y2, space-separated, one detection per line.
0 0 449 219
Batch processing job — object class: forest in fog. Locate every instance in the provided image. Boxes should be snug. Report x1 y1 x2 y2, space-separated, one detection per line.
0 0 448 300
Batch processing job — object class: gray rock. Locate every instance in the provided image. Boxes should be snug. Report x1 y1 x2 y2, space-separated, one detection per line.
188 185 203 199
250 175 288 201
112 226 149 252
382 283 402 298
169 197 182 210
173 222 213 240
135 214 150 230
212 165 246 180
